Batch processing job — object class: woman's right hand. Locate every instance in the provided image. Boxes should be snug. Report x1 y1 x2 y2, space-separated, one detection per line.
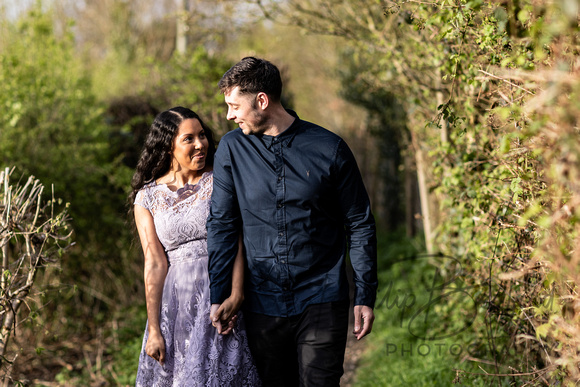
145 330 165 366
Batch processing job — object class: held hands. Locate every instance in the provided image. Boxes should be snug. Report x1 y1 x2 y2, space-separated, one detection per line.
353 305 375 340
145 330 166 366
210 294 243 335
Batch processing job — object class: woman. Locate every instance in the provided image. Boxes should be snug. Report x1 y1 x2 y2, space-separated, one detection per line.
130 107 260 386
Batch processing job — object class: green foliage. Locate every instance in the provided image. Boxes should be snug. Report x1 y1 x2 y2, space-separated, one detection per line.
96 45 232 137
338 50 408 230
390 0 580 384
0 3 135 305
156 46 232 135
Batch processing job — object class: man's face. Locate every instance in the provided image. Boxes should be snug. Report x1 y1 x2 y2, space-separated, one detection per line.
224 86 267 135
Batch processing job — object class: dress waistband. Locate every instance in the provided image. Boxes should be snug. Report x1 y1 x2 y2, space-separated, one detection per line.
166 239 207 264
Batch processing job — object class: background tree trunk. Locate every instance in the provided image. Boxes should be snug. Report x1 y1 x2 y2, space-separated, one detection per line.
411 131 434 254
176 0 189 54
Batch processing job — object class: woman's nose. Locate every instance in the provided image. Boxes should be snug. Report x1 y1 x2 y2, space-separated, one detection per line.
193 137 203 149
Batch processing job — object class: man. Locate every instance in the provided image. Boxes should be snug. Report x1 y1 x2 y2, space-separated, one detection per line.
207 57 377 386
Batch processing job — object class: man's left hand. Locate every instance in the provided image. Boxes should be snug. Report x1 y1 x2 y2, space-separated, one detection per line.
353 305 375 340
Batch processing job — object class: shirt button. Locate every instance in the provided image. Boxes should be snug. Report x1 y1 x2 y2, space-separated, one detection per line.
278 232 283 236
278 176 282 181
281 260 286 264
277 202 283 208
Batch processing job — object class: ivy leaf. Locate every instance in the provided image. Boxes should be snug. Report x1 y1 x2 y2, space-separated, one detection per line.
535 323 550 339
500 136 511 153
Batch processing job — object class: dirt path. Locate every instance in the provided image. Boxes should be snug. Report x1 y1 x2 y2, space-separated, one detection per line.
340 324 367 386
340 266 369 386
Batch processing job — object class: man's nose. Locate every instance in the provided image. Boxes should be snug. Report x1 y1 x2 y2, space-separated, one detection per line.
226 107 235 121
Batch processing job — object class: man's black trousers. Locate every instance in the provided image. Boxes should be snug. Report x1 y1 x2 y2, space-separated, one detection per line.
244 300 350 387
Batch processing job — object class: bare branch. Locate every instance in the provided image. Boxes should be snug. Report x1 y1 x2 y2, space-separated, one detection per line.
478 69 536 95
0 168 72 374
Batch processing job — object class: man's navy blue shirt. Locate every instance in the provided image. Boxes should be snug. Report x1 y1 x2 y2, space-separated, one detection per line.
207 111 377 317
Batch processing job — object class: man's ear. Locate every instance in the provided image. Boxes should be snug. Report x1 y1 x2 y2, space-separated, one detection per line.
256 92 269 110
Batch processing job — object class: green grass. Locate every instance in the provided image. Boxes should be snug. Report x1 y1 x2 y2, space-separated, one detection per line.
353 230 500 386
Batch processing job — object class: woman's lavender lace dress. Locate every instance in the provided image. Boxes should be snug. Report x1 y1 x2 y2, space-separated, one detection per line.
134 171 260 387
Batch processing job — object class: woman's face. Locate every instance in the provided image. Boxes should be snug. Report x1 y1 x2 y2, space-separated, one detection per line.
170 118 209 173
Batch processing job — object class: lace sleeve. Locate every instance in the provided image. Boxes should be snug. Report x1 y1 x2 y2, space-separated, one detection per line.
134 187 149 210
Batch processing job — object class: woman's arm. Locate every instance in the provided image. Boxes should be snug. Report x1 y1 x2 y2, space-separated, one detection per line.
135 204 168 365
230 234 245 306
210 235 245 334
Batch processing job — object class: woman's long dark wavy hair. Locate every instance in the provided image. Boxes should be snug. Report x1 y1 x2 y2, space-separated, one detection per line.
129 107 217 205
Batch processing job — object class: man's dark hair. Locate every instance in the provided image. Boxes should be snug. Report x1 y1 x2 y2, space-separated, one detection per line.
218 57 282 103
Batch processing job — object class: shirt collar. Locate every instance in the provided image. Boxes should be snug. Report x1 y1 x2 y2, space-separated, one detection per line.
260 109 300 149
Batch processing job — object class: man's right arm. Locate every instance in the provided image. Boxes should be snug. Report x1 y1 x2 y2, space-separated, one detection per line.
334 139 378 340
207 136 241 305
